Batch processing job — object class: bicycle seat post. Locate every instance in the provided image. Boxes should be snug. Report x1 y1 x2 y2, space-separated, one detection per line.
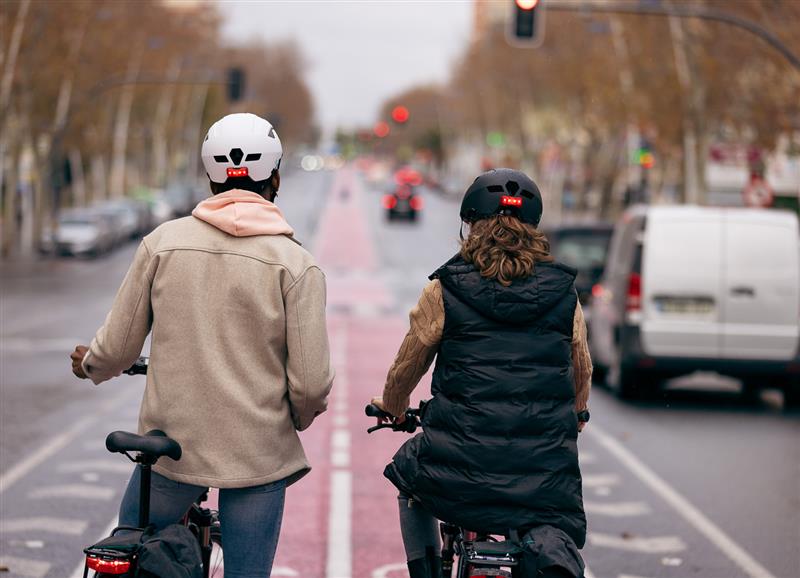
137 454 158 528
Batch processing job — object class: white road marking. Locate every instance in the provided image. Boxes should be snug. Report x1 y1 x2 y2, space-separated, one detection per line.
593 486 612 496
661 557 684 567
1 337 84 353
582 473 620 487
326 469 353 578
593 425 777 578
372 562 408 578
583 567 597 578
588 532 686 553
583 500 651 517
58 459 132 473
334 414 349 427
619 575 651 578
327 325 352 578
273 567 300 576
0 388 135 494
0 556 51 577
0 517 89 535
0 416 96 494
28 483 115 500
579 451 597 464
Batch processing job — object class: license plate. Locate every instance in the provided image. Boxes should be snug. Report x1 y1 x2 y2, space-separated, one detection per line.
653 296 715 315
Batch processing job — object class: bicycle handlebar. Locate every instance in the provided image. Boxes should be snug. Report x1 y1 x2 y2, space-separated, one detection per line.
365 403 424 434
123 357 149 375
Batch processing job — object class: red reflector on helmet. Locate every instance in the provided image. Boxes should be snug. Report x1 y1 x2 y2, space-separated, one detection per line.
501 195 522 207
86 556 132 574
227 167 249 178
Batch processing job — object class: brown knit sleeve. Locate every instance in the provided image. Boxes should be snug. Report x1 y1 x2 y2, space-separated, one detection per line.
572 301 593 413
381 280 444 417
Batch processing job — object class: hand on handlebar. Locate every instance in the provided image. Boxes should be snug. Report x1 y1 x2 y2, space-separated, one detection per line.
369 397 405 424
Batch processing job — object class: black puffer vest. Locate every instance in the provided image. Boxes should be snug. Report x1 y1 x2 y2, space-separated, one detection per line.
384 255 586 547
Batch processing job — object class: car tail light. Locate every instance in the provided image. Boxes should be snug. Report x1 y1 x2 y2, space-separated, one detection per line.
626 272 642 311
592 283 604 299
86 556 132 574
410 196 424 211
382 195 398 210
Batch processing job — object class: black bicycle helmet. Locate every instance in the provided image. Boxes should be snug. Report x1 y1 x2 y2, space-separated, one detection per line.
459 168 543 226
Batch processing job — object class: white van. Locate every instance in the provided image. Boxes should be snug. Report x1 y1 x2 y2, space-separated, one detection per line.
589 205 800 407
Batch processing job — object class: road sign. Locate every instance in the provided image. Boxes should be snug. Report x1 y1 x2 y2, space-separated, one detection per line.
742 177 774 208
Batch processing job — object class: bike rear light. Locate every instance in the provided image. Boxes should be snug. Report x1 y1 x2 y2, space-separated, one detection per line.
383 195 398 210
86 556 131 574
226 167 249 178
410 196 424 211
500 195 522 207
626 272 642 311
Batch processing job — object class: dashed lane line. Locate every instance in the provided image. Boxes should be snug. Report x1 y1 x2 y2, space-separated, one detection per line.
28 483 115 501
583 500 651 517
0 517 89 535
582 474 620 488
592 425 777 578
0 416 96 494
0 387 136 494
326 324 352 578
588 532 686 554
57 459 132 474
0 556 51 578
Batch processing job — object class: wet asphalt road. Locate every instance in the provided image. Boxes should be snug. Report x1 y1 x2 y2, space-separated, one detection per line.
1 166 798 578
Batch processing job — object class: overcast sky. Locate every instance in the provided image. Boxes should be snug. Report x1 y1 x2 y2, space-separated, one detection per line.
219 1 474 133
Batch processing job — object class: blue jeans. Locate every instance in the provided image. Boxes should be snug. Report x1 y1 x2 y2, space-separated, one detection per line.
119 467 286 578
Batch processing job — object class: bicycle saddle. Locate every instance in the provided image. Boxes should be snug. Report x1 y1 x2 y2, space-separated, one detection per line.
106 430 182 461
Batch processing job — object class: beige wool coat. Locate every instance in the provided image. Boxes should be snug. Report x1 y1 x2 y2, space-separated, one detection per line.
82 190 334 488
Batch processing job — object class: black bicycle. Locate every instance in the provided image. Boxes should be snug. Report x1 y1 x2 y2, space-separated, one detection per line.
82 357 223 578
366 402 525 578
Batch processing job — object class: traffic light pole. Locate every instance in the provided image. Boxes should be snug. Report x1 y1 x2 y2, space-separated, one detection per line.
543 0 800 70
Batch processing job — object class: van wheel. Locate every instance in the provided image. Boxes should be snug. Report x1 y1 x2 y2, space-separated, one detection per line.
608 361 642 399
592 364 607 384
783 379 800 411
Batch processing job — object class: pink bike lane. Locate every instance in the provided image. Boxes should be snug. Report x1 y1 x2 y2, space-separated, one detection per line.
271 166 418 578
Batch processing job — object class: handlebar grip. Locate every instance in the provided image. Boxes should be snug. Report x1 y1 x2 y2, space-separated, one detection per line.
365 404 391 419
123 357 149 375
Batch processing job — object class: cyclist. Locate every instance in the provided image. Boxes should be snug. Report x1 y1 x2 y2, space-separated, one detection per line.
70 113 334 578
370 169 591 578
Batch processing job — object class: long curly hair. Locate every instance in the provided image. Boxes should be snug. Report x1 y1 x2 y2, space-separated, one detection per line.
460 215 553 287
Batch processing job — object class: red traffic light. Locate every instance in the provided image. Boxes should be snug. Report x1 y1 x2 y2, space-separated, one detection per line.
515 0 539 9
391 105 409 124
374 121 390 138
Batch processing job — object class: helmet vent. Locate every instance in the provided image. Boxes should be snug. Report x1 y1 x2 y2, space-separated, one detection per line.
213 155 228 163
487 185 504 193
506 180 520 194
520 190 534 199
245 153 262 161
229 148 244 166
268 127 277 139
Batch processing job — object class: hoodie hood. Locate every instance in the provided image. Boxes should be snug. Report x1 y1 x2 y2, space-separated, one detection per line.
431 254 576 325
192 189 294 238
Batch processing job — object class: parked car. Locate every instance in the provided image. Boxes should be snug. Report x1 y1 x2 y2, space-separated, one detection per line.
589 205 800 406
545 223 614 307
50 208 115 258
383 184 423 222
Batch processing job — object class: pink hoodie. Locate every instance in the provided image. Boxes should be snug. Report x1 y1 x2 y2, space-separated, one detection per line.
192 189 294 238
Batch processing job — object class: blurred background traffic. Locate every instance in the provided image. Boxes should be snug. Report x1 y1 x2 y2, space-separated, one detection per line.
1 1 799 577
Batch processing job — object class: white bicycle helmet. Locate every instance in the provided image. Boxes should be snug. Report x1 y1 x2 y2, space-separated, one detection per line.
201 113 282 184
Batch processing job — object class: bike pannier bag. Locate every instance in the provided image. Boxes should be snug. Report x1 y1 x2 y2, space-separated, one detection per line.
136 524 203 578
